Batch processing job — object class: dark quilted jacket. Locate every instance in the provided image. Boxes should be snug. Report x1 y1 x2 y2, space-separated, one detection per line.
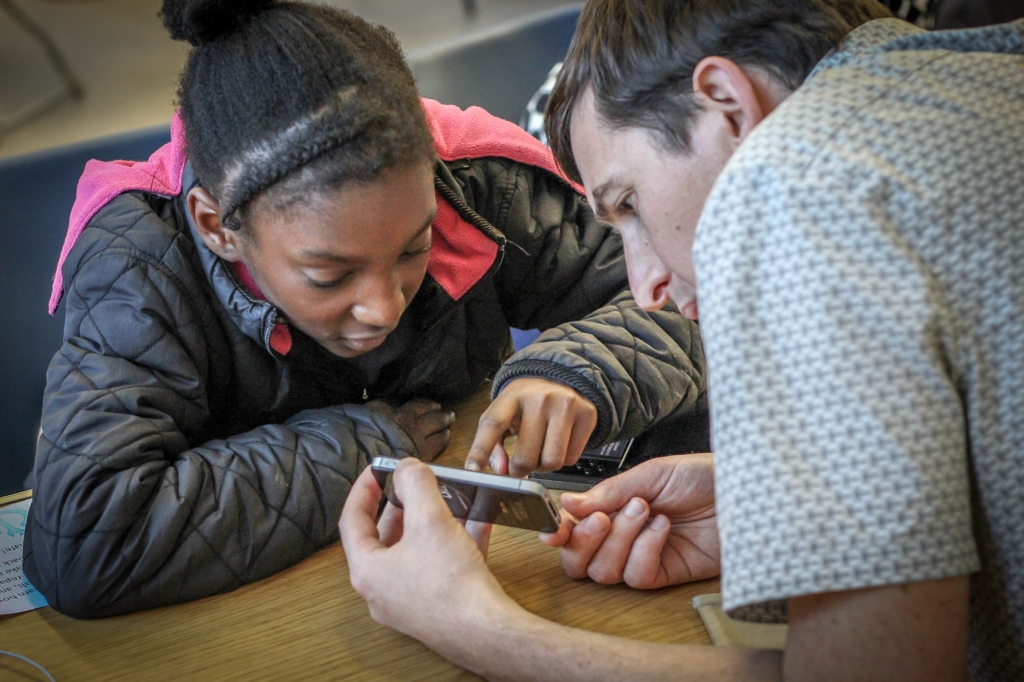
24 156 705 618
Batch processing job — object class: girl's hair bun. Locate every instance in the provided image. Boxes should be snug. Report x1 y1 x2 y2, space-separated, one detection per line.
160 0 276 46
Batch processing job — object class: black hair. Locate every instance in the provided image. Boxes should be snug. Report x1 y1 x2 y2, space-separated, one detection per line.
160 0 435 228
546 0 892 184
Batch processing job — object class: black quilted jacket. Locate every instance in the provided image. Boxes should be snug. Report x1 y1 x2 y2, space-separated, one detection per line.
24 156 705 618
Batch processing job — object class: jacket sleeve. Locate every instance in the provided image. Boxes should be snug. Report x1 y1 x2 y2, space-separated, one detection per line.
24 240 416 618
494 290 705 447
451 158 706 446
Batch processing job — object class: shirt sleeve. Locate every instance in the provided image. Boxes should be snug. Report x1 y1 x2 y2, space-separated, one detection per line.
694 160 980 622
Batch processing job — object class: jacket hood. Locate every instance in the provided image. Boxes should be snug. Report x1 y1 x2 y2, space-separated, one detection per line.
50 98 582 314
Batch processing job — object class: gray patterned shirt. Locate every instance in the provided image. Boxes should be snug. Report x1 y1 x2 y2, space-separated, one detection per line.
694 18 1024 681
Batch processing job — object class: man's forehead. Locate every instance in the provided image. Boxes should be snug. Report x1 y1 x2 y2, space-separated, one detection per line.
569 89 621 204
569 87 604 149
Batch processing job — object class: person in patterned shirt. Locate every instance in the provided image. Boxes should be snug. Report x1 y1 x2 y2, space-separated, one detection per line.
340 1 1024 680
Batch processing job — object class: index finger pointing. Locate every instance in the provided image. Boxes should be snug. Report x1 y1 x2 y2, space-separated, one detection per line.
465 399 517 471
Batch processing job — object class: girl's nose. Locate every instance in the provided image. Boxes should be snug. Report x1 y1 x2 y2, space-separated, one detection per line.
351 271 405 329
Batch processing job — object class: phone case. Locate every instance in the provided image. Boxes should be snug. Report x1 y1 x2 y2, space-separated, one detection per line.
371 457 560 533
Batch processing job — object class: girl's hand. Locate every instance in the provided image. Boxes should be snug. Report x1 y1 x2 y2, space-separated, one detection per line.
541 453 720 589
464 378 597 477
365 399 455 462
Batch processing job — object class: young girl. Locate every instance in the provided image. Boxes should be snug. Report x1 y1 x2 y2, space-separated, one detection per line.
24 0 704 618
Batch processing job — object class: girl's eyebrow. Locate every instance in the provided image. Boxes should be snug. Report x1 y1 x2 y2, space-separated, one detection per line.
404 210 437 247
300 210 436 263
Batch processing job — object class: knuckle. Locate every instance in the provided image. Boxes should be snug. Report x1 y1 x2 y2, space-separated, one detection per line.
587 564 620 585
478 414 505 430
560 556 587 580
349 569 369 597
367 603 387 625
623 570 651 590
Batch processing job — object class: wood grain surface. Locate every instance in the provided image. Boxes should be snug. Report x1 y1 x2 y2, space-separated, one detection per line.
0 385 717 681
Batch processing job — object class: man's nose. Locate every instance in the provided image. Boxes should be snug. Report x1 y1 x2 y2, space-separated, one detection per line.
623 242 671 312
351 271 405 329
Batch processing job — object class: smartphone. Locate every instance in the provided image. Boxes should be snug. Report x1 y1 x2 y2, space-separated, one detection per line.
529 438 635 492
370 456 561 533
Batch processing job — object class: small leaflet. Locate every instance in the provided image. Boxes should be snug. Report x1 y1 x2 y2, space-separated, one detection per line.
0 499 48 615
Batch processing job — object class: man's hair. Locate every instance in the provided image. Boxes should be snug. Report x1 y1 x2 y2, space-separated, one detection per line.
160 0 434 229
546 0 892 184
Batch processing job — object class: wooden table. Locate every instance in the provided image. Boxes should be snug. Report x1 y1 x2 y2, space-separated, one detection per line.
0 386 718 681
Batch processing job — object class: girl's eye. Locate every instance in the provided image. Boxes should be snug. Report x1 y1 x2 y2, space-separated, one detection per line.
307 272 353 289
401 242 432 260
617 195 636 214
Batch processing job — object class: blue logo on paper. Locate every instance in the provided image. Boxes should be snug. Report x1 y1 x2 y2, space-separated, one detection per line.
0 510 27 538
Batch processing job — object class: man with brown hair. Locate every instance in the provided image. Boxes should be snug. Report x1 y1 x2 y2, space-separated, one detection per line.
340 2 1024 680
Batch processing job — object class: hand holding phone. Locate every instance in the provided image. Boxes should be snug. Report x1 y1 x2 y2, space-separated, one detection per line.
371 456 561 533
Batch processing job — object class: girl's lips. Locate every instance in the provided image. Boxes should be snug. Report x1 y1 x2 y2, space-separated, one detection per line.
343 335 387 352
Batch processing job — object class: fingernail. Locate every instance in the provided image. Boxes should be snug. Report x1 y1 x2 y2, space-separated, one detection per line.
465 460 481 472
624 498 645 518
650 514 669 530
583 515 604 532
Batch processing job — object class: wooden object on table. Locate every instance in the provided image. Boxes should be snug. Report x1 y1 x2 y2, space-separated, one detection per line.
0 384 717 681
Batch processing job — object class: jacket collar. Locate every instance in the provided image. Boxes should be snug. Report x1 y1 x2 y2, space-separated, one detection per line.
179 161 291 356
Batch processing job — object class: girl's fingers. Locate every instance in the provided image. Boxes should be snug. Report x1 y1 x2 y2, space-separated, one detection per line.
488 442 509 475
405 399 443 417
563 414 595 468
421 408 456 435
509 404 546 477
466 399 516 471
538 413 574 472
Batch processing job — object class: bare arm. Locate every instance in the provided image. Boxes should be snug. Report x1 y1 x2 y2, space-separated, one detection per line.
339 460 969 682
784 577 969 682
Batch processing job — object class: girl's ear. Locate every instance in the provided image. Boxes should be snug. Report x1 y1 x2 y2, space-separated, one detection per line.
187 187 245 262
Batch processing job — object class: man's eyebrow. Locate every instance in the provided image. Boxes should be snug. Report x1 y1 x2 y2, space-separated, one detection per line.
590 179 618 218
300 210 437 263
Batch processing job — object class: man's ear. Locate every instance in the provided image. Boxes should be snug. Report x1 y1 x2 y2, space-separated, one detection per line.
187 187 245 262
691 56 767 146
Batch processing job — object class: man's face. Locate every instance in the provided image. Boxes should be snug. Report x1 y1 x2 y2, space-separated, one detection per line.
238 162 436 358
570 90 735 319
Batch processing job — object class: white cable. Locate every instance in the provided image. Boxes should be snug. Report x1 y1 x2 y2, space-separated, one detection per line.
0 650 56 682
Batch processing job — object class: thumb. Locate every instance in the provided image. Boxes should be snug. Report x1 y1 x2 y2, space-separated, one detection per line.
390 458 454 529
560 463 660 517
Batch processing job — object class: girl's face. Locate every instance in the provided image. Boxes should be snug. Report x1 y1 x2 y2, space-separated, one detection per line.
238 162 437 358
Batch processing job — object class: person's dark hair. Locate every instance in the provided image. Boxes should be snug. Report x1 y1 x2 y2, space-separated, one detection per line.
160 0 434 228
546 0 892 183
